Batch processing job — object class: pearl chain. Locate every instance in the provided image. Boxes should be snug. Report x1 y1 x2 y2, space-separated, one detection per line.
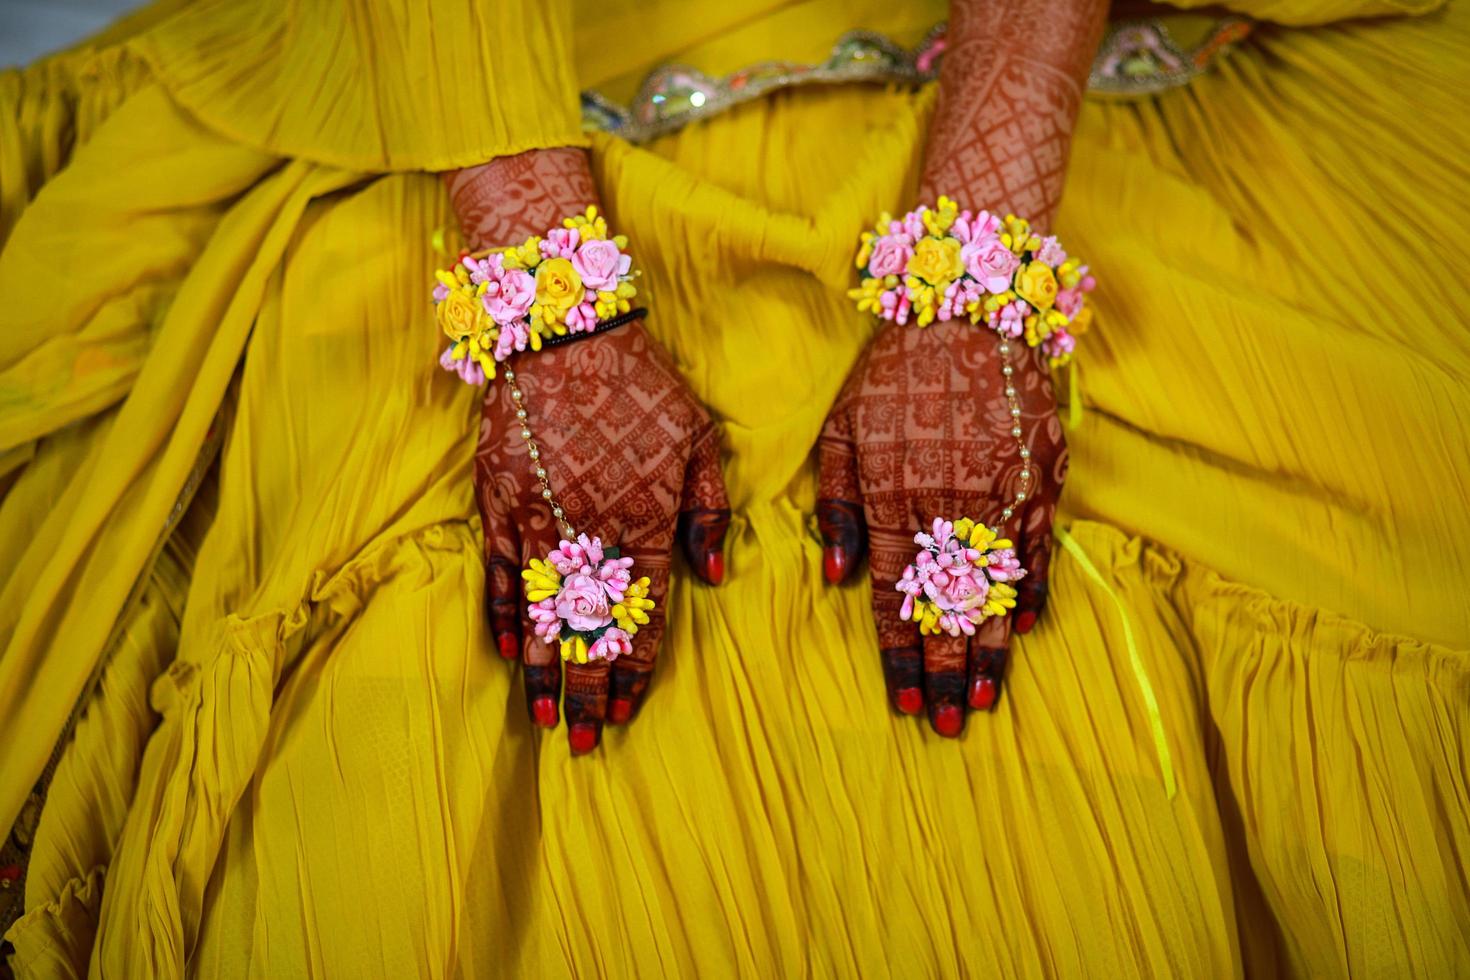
502 366 577 541
996 339 1032 527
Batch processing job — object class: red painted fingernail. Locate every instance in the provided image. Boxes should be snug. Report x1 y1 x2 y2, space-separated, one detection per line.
569 723 599 754
609 698 633 724
896 687 923 715
823 546 848 585
704 550 725 586
933 704 963 737
497 633 519 659
1015 610 1038 634
532 697 558 728
969 676 998 711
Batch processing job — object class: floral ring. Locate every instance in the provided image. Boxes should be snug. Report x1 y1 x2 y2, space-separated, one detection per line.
896 518 1026 638
521 533 655 664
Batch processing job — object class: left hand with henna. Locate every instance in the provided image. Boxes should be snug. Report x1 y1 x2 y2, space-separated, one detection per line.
446 148 731 754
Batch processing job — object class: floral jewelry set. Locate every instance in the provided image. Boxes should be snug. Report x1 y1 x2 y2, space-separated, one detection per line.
432 207 653 665
431 198 1096 653
849 197 1097 638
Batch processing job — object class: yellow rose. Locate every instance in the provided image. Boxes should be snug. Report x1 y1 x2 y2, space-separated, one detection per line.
905 236 964 287
1014 261 1058 312
437 288 488 342
534 257 584 320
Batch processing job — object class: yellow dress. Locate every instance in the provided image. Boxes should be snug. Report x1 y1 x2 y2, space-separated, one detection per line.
1 0 1466 976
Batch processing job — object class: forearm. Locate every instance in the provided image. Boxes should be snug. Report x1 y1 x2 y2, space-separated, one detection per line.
444 147 599 249
919 0 1108 230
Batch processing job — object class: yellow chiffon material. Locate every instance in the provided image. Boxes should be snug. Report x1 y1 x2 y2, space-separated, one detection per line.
1 0 1467 976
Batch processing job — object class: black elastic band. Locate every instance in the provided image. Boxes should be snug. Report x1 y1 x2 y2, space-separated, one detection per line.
539 307 648 349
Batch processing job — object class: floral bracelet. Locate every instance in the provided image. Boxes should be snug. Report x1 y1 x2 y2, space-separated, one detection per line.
432 206 640 385
849 196 1096 366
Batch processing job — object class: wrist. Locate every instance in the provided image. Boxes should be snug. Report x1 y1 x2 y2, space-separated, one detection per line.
444 147 600 250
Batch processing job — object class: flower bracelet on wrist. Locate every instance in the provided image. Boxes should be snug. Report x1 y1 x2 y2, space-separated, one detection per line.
431 208 654 665
849 197 1099 638
432 205 643 386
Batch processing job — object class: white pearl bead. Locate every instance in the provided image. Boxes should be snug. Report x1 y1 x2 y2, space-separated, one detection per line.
516 408 528 420
528 447 539 459
1010 407 1021 417
1011 426 1022 437
541 488 553 500
536 467 547 480
520 427 532 439
1016 492 1026 502
1002 365 1013 376
552 506 564 518
1020 448 1030 459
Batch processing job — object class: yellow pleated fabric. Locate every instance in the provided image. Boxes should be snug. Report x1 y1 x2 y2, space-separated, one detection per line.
1 0 1467 977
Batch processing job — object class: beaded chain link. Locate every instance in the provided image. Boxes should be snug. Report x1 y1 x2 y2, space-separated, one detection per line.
502 365 577 541
996 340 1032 527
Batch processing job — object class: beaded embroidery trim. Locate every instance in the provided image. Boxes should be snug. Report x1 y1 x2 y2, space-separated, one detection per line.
580 18 1254 143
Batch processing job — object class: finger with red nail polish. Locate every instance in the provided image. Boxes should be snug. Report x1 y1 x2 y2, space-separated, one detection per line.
924 632 970 738
969 647 1008 712
607 659 652 726
563 662 608 755
525 665 561 728
677 423 731 587
817 388 868 587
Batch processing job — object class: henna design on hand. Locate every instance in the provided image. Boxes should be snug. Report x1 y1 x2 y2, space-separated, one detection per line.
918 0 1108 231
450 148 731 754
445 147 600 248
475 319 730 752
817 321 1067 734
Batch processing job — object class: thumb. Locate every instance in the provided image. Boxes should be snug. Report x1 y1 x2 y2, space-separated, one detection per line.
676 422 731 586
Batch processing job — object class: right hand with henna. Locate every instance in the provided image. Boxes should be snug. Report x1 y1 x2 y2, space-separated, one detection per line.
816 318 1066 737
447 148 731 755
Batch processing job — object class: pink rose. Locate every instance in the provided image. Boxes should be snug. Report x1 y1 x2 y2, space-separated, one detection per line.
572 239 629 292
555 572 613 632
1054 287 1084 319
961 237 1021 293
484 268 535 325
867 235 914 278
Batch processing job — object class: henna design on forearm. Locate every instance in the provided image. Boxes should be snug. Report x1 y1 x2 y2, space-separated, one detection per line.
918 0 1108 231
444 147 600 249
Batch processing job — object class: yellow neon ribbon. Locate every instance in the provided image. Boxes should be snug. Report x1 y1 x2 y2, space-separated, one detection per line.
1065 359 1082 431
1054 525 1178 799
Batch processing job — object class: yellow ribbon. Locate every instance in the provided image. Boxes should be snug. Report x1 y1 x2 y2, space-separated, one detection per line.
1065 359 1082 431
1054 525 1178 799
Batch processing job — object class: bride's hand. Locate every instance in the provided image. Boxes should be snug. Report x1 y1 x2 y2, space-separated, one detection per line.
447 148 730 755
815 0 1103 735
816 321 1065 735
